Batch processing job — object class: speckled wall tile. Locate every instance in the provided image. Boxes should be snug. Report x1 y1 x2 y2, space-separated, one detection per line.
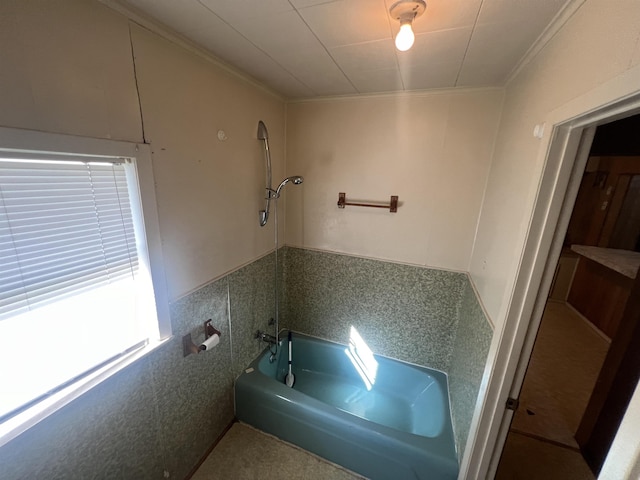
0 355 166 480
169 276 230 337
0 275 236 480
156 277 235 479
449 280 493 459
282 247 467 372
228 252 276 377
281 247 494 465
0 249 492 479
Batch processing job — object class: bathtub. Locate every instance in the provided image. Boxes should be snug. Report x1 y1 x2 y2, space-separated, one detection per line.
235 331 459 479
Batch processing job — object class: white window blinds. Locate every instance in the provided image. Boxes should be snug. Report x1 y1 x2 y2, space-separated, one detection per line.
0 157 139 320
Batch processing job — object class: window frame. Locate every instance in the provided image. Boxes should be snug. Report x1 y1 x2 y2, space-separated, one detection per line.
0 126 171 447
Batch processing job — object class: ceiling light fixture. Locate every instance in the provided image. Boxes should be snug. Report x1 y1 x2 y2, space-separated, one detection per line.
389 0 426 52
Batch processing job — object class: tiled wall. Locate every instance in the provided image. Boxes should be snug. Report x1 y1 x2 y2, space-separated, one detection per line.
0 254 275 480
228 254 277 377
282 247 493 459
282 247 467 371
0 248 492 478
449 280 494 458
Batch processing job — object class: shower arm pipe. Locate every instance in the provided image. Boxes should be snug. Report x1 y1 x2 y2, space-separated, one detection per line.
273 196 279 343
269 175 303 345
257 122 305 350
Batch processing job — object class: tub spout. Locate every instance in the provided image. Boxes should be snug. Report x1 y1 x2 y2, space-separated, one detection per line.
256 330 278 345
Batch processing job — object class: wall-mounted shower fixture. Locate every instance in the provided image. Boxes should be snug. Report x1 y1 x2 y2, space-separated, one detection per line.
275 176 304 197
255 330 278 363
256 120 304 354
257 120 272 227
257 121 304 227
255 330 278 345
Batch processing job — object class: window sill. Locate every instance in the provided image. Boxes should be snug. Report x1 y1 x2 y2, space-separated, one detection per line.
0 336 172 448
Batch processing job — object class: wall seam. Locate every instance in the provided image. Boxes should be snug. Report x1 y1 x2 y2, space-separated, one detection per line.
226 276 233 363
100 0 284 101
466 89 507 280
127 22 147 144
172 248 277 302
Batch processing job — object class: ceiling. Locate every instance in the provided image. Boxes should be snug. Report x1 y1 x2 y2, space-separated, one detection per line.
119 0 573 99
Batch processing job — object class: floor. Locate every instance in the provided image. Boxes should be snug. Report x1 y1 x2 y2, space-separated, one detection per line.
496 301 609 479
192 423 365 480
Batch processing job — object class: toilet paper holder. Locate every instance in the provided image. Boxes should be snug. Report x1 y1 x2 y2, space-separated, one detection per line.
182 319 222 357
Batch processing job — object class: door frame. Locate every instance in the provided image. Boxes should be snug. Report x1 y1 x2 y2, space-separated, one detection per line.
486 123 597 474
459 69 640 479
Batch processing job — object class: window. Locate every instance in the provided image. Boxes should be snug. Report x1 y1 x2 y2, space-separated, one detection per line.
0 128 170 444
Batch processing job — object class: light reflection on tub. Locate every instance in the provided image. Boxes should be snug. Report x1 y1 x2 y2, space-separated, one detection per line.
345 326 378 391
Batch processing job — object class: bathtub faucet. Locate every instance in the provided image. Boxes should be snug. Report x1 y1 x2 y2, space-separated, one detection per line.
256 330 278 346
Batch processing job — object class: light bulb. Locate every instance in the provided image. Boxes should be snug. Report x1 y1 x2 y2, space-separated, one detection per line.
395 22 415 51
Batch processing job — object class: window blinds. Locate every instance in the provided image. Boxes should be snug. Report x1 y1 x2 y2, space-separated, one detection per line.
0 157 139 320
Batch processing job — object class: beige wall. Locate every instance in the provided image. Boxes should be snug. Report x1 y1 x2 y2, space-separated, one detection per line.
470 0 640 326
130 25 285 299
0 0 286 301
6 0 639 473
0 0 141 142
0 4 286 476
465 2 640 475
285 89 504 272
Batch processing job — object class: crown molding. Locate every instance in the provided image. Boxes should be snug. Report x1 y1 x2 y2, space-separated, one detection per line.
505 0 587 85
98 0 284 102
286 85 504 105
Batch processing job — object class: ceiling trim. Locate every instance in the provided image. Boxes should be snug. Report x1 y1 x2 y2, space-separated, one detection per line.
98 0 285 102
505 0 587 86
285 85 504 105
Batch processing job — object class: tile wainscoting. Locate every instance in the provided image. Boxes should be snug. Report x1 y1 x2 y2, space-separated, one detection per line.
0 248 492 478
0 254 275 480
282 247 493 457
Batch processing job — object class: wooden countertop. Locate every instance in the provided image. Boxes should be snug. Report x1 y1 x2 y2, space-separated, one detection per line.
571 245 640 279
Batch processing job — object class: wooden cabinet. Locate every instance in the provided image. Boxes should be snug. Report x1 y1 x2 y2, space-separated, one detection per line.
567 245 639 339
567 255 633 338
565 156 640 250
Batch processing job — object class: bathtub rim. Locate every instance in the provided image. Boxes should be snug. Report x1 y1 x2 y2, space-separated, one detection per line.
271 328 456 440
235 328 459 462
272 328 451 376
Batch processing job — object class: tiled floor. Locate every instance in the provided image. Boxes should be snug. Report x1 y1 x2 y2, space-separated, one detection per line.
496 301 609 479
192 423 365 479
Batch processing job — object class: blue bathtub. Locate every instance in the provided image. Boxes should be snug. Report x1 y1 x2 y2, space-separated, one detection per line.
235 331 459 479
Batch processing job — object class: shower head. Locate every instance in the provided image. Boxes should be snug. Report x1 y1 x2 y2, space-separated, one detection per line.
257 120 269 140
275 176 304 197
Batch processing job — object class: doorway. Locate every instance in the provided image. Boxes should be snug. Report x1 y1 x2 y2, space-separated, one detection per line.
495 114 640 478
